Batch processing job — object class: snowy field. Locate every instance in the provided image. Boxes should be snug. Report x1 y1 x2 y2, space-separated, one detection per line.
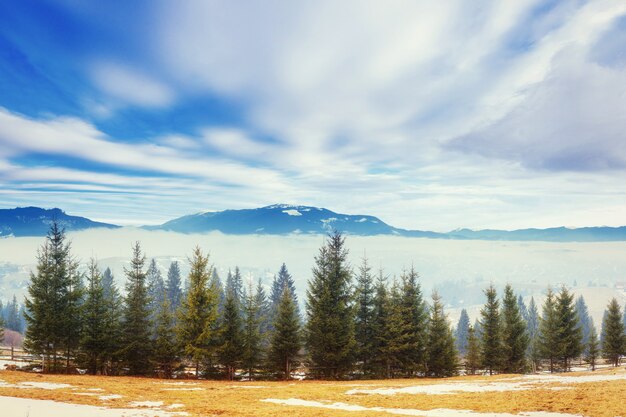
0 368 625 417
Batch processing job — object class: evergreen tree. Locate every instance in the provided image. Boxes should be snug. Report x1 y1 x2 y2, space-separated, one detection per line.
269 286 301 380
242 281 263 379
354 256 376 376
500 284 529 373
0 310 4 344
165 261 183 313
399 266 428 376
370 270 390 378
254 278 271 347
517 295 529 323
24 222 82 373
465 325 481 375
102 267 115 299
177 247 218 376
601 298 625 367
101 268 123 375
210 268 226 315
270 263 299 324
305 231 356 379
226 267 244 305
218 288 244 380
479 284 502 375
426 291 458 377
383 279 408 378
538 288 559 372
455 309 470 356
80 259 109 375
146 259 166 327
6 295 21 332
555 287 582 371
585 322 599 371
120 242 153 375
153 296 180 378
526 297 541 369
575 296 592 351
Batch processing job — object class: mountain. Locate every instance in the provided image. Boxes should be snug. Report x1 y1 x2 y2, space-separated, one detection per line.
0 207 119 237
445 226 626 242
147 204 430 236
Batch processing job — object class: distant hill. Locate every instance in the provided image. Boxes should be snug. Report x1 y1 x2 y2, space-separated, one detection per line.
445 226 626 242
0 207 119 237
145 204 444 237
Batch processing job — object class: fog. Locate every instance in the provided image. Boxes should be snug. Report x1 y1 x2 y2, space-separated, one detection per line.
1 228 625 326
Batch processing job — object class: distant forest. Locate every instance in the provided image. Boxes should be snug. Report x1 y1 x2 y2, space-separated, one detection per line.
2 222 625 380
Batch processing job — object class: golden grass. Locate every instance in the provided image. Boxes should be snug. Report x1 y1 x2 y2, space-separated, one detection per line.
0 368 625 416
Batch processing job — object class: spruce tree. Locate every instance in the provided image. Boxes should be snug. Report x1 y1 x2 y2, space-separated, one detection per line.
226 267 244 305
305 231 356 379
399 266 428 376
177 247 217 376
585 322 599 371
270 263 299 325
146 259 166 328
501 284 528 373
371 270 390 378
0 311 4 344
555 287 582 371
80 259 108 375
601 298 625 367
269 286 301 380
120 242 153 375
24 222 82 373
455 309 470 356
165 261 183 313
6 296 21 332
218 288 244 380
517 295 529 323
153 297 179 378
254 278 271 348
479 284 502 375
575 296 592 350
102 269 123 375
354 256 376 376
538 288 559 372
384 279 408 377
526 297 541 370
242 281 263 379
426 291 458 377
465 325 481 375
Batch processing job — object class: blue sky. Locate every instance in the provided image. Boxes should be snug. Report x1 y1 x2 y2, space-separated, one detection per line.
1 0 626 230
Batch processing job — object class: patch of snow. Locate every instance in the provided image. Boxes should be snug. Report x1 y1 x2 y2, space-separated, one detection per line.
346 382 529 395
162 388 204 391
226 385 269 389
261 398 580 417
159 382 198 386
85 388 105 391
18 381 72 390
355 218 368 223
168 404 184 409
0 396 187 417
100 394 123 400
282 209 302 216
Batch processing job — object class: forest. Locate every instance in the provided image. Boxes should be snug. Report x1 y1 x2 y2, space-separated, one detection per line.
3 222 625 380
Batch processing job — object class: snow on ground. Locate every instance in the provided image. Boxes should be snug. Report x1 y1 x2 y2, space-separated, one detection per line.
261 398 581 417
100 394 124 400
346 371 626 396
130 401 165 408
161 388 204 391
0 396 188 417
282 209 302 216
0 380 72 390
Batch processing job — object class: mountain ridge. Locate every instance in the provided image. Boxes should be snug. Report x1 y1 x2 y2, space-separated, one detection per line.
2 204 626 242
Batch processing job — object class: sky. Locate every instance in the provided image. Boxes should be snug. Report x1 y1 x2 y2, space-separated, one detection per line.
1 0 626 231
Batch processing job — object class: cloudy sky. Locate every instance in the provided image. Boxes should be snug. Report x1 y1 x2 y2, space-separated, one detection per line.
1 0 626 231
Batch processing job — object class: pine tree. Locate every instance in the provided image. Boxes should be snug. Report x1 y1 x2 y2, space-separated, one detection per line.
575 296 592 352
455 309 470 356
370 270 390 378
555 287 582 371
601 298 625 367
80 259 109 375
538 288 559 372
165 261 183 313
518 295 529 323
254 278 271 349
210 268 226 315
6 295 21 332
399 266 428 376
177 247 218 376
383 279 407 378
102 267 115 299
305 231 356 379
526 297 540 370
24 222 82 373
146 259 165 327
120 242 153 375
153 296 180 378
0 311 4 344
479 284 502 375
270 263 299 325
426 291 458 377
242 281 263 379
354 256 376 376
585 322 599 371
269 286 301 380
226 267 244 305
218 288 244 380
102 269 123 375
465 325 481 375
501 284 528 373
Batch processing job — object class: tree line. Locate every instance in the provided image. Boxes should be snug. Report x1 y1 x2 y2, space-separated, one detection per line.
14 223 626 379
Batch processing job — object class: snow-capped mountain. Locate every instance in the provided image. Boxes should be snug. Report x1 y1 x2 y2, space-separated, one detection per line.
147 204 416 236
0 207 119 237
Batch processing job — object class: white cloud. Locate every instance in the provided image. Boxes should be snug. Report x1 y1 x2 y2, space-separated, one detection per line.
90 61 175 107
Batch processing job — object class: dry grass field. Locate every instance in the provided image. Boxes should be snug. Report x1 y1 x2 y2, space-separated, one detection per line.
1 368 625 417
